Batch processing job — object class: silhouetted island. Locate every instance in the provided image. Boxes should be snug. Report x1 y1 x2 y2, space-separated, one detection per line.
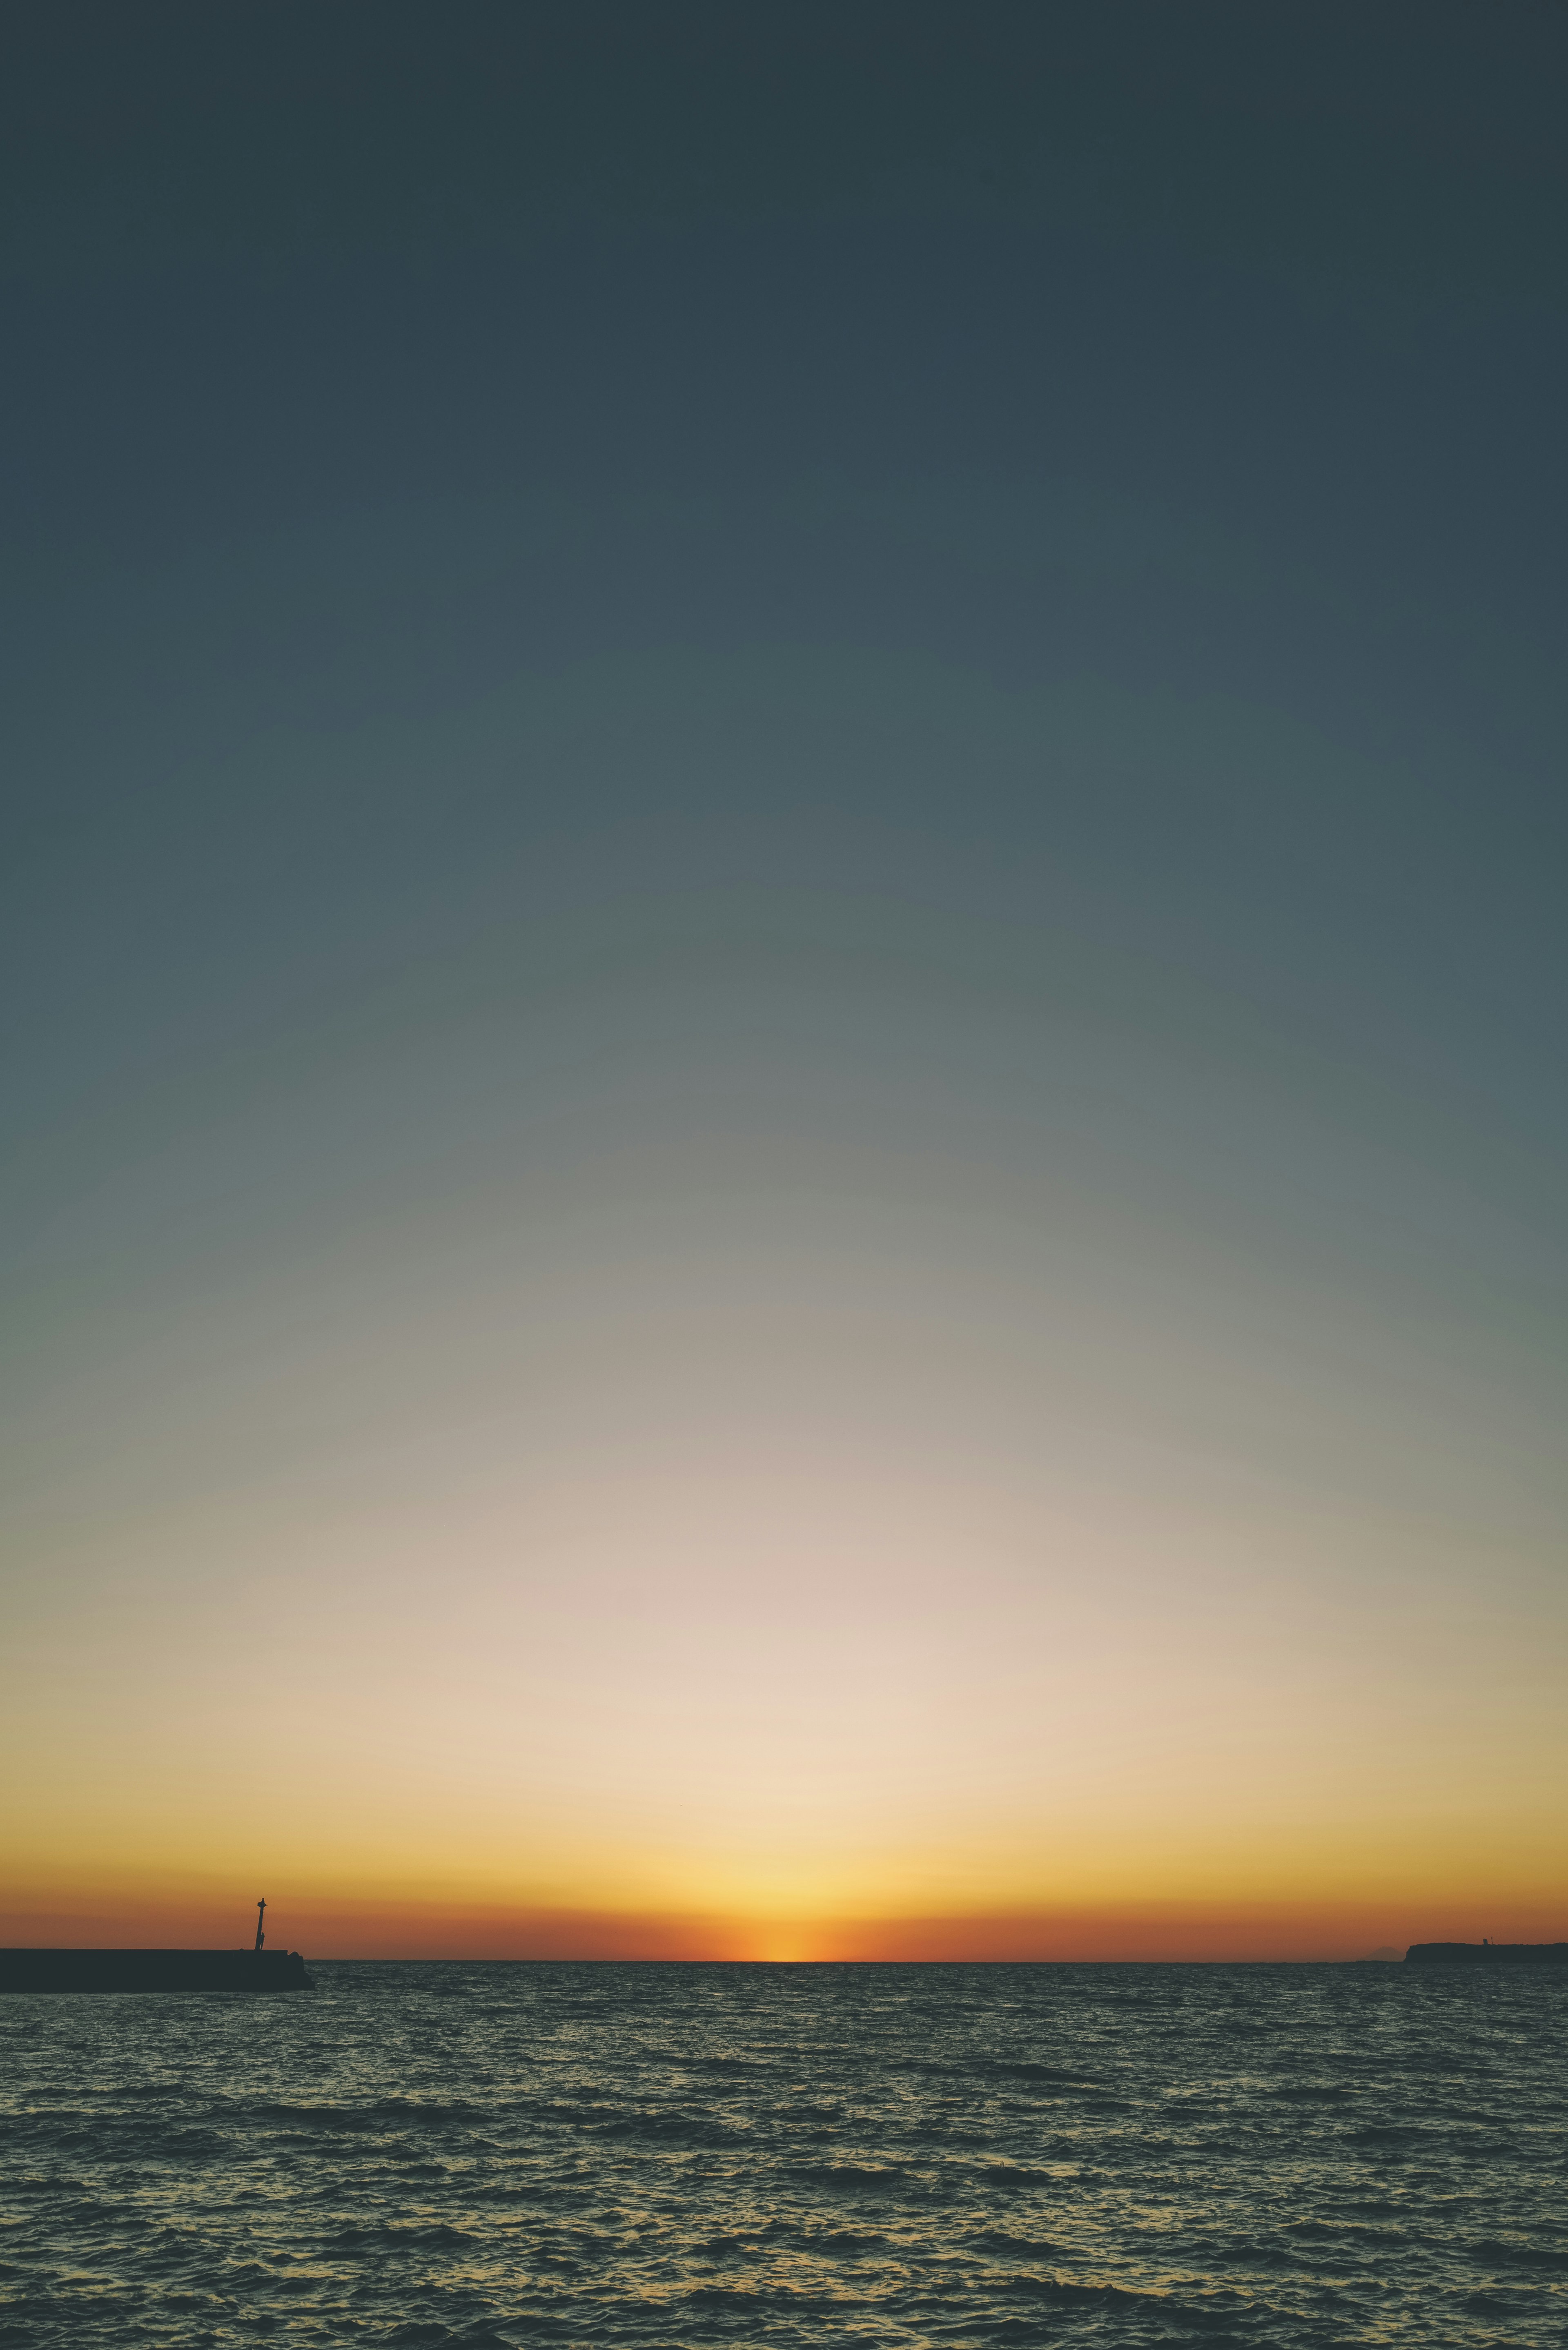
1405 1942 1568 1966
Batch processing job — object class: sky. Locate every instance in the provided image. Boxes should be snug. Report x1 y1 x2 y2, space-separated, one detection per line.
3 2 1566 1961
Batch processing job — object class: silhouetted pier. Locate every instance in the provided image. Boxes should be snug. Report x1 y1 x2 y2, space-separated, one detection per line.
1 1903 312 1994
1405 1942 1568 1965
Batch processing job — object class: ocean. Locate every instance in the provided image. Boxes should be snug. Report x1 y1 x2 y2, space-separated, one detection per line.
1 1961 1562 2347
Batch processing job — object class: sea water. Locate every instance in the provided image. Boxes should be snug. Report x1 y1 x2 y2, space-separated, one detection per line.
0 1961 1562 2346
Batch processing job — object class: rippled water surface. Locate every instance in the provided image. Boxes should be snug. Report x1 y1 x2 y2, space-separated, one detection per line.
2 1962 1564 2346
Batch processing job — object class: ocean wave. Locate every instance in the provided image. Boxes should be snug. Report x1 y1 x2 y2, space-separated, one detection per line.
2 1961 1562 2348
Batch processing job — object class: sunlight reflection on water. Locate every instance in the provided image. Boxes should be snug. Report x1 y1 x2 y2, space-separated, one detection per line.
1 1961 1563 2346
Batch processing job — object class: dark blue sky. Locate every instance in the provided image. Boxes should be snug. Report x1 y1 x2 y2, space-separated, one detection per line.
3 4 1566 1932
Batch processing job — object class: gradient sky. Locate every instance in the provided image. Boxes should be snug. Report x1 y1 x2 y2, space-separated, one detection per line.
3 3 1566 1960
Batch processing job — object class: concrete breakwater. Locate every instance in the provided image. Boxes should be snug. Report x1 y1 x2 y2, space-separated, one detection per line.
1405 1942 1568 1965
0 1949 313 1993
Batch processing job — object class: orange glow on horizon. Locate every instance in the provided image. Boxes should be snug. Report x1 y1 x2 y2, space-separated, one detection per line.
6 1877 1565 1964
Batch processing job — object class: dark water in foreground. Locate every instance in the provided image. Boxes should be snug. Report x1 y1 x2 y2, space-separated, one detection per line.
1 1962 1564 2348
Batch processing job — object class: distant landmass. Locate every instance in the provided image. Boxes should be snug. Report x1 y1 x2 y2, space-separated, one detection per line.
1405 1942 1568 1966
